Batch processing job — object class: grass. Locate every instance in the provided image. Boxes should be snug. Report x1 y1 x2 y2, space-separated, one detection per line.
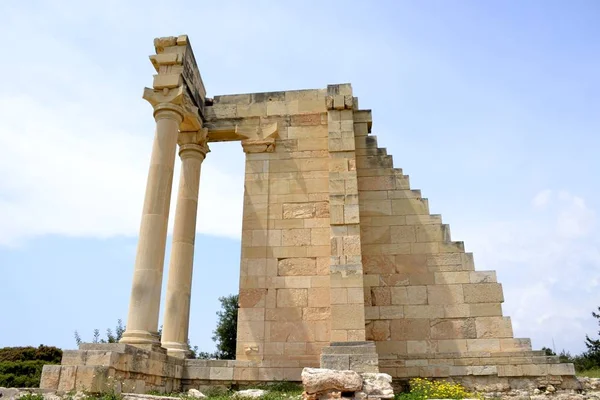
578 368 600 378
145 382 304 400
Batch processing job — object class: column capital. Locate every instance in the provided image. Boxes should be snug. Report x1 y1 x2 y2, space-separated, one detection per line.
178 128 209 159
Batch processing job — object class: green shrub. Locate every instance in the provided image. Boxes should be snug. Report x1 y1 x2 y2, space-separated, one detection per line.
0 345 62 388
0 345 62 363
0 360 48 387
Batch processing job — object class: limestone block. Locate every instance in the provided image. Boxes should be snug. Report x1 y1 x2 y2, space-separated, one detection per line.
269 322 313 342
237 103 267 117
184 366 211 379
238 308 266 321
358 176 395 191
427 284 464 304
407 286 428 305
363 243 412 256
469 271 497 283
289 125 328 139
277 288 308 307
380 274 410 286
439 241 465 253
75 366 110 393
347 287 365 304
379 306 404 319
435 272 471 284
331 304 365 330
283 203 316 219
391 198 429 215
363 255 396 274
239 289 267 308
427 253 462 266
521 364 549 376
470 303 503 317
309 287 330 307
430 318 476 340
210 367 234 380
390 287 408 305
282 229 311 246
266 308 302 321
475 316 513 339
404 305 444 319
391 226 417 243
359 200 392 216
499 338 532 351
237 321 266 342
395 254 427 273
415 225 445 242
466 339 500 352
284 343 307 355
407 340 438 354
390 319 430 340
372 287 391 306
444 304 471 318
40 365 61 390
375 340 408 356
438 339 468 353
277 258 317 276
463 283 504 303
303 307 330 321
549 363 576 375
57 365 77 392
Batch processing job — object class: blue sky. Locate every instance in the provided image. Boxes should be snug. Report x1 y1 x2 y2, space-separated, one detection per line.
0 0 598 355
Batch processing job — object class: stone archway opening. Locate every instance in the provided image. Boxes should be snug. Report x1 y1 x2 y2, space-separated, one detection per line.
186 140 245 357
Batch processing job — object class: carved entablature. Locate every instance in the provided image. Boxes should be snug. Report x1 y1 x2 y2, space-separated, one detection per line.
146 35 206 124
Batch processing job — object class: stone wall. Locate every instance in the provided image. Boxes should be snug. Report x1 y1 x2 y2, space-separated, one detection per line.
205 88 333 367
353 103 575 384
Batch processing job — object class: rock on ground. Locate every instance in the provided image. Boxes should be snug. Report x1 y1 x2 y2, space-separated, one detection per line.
232 389 269 398
360 373 394 399
301 368 363 394
188 389 206 398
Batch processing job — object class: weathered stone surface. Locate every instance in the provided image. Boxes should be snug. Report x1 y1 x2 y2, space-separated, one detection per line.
188 389 206 398
233 389 268 399
301 367 362 394
361 373 394 398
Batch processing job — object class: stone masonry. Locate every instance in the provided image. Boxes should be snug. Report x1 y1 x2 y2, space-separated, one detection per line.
40 35 577 393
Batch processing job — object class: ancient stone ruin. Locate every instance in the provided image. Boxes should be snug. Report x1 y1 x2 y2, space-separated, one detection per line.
40 34 577 393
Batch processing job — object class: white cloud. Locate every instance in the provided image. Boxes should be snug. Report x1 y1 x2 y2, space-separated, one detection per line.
464 191 600 353
0 4 246 247
532 189 552 209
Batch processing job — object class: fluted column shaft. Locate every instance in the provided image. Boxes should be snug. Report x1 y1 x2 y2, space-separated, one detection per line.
161 131 209 357
121 103 183 346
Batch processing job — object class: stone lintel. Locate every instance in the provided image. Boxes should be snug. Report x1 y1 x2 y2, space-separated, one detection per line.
205 117 278 143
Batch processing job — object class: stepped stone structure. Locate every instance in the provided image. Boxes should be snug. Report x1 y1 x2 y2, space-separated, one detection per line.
40 35 577 394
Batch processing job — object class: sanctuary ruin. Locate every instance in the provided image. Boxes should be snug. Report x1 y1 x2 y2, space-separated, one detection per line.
40 35 577 393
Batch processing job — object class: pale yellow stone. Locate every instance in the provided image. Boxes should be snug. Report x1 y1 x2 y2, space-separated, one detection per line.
277 258 316 276
427 285 464 304
276 288 308 307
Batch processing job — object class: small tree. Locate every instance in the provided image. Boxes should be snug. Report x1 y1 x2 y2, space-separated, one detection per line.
584 306 600 365
212 294 239 360
74 319 125 346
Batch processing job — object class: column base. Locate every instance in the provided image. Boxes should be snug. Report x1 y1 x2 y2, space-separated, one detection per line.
120 329 162 349
320 341 379 373
162 341 192 359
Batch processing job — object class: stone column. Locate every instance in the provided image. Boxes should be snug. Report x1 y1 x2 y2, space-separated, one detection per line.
161 130 209 357
121 102 184 346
